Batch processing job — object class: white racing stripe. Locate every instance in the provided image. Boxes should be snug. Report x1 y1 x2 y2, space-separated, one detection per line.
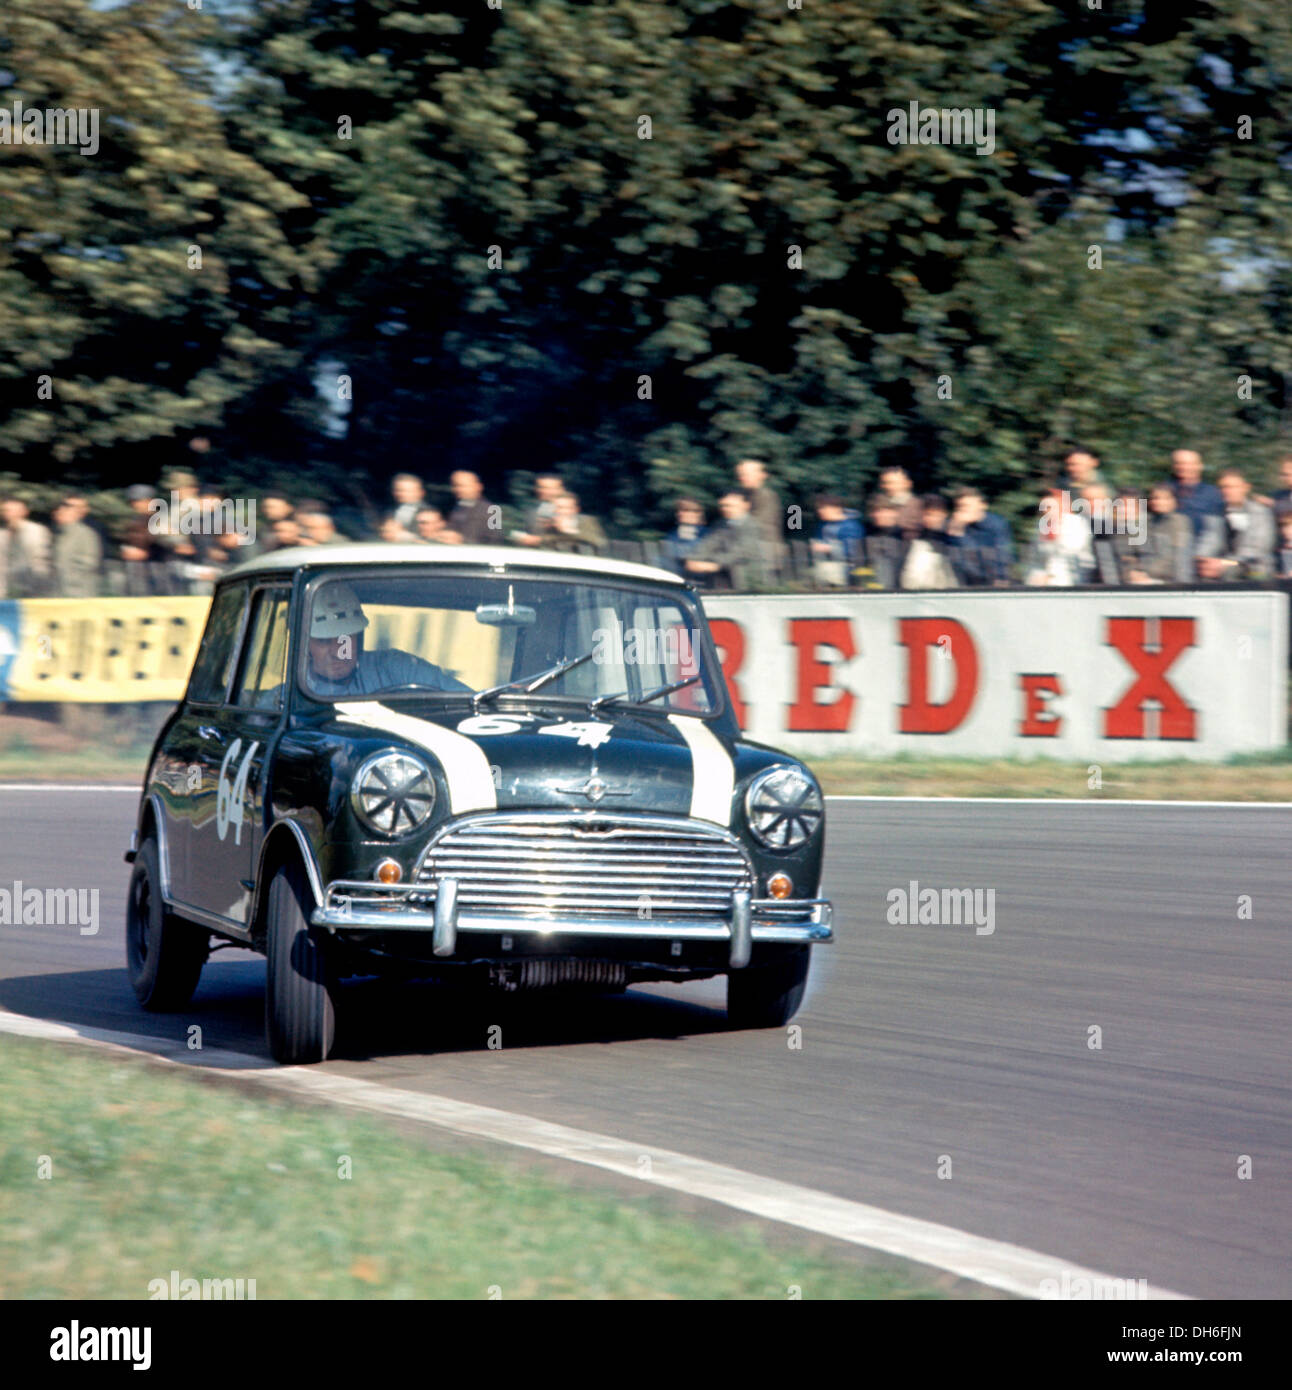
0 1008 1190 1300
668 715 735 826
335 701 496 814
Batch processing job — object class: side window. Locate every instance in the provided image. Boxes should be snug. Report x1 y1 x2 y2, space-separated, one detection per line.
187 584 250 705
631 602 710 710
232 589 290 710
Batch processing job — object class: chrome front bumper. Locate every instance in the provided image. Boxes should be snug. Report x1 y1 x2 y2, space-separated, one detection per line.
310 878 833 969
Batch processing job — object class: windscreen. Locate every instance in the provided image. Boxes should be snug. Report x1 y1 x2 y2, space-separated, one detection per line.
298 571 719 715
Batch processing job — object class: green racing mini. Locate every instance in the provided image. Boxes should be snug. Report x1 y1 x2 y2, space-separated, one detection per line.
124 545 832 1063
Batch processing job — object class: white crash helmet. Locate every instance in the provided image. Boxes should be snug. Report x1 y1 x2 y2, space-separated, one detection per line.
310 581 370 639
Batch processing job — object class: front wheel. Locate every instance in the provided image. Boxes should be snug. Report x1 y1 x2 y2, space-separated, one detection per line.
726 947 810 1029
265 859 338 1064
125 837 208 1010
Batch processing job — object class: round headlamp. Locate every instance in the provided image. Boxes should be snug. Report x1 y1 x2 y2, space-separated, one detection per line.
350 750 436 837
744 767 823 850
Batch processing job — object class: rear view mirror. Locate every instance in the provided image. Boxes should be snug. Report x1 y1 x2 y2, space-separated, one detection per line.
475 603 537 626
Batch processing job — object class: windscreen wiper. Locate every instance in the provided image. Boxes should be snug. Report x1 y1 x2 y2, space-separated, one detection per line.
471 650 595 711
588 674 702 715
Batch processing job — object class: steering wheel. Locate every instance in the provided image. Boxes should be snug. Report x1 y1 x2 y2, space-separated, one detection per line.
372 682 460 694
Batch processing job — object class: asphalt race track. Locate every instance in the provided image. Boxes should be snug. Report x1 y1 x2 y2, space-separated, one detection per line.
0 788 1287 1299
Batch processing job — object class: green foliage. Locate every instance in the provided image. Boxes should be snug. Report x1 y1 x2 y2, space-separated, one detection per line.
1 0 1290 528
0 0 313 481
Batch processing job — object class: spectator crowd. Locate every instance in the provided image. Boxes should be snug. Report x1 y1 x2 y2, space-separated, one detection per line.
3 447 1292 599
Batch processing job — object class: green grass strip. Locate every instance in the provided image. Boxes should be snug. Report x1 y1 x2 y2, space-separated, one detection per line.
0 1035 961 1300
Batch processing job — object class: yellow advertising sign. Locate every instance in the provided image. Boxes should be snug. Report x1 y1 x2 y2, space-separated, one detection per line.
0 596 500 702
0 597 212 703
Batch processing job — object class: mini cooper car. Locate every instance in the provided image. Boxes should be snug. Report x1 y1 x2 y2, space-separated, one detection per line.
124 545 832 1062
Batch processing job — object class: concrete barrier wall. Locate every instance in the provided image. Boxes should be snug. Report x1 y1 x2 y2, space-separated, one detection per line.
2 589 1286 763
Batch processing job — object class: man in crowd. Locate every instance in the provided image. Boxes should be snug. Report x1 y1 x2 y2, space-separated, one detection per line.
261 493 294 528
297 503 346 546
1196 469 1275 579
258 495 297 551
876 465 924 534
414 506 457 544
1276 508 1292 577
118 485 172 595
863 496 906 588
538 493 607 556
271 515 305 550
51 494 102 597
390 474 426 532
1080 482 1124 583
151 468 204 592
446 470 497 545
1059 449 1106 495
735 459 785 582
1107 491 1150 584
943 487 1015 585
1267 452 1292 511
898 494 959 588
1025 487 1093 587
0 497 53 599
1168 449 1224 541
686 491 766 590
377 515 413 543
921 493 950 535
170 484 249 593
513 473 566 547
1123 483 1194 584
809 495 863 587
659 498 707 574
204 527 260 578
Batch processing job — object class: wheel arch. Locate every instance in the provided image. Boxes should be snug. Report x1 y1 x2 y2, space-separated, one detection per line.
250 819 325 953
137 793 173 900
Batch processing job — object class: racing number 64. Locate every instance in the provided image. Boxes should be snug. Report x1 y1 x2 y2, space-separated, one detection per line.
216 738 260 845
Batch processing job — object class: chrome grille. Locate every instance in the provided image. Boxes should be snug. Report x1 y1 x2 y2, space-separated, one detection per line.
415 813 753 920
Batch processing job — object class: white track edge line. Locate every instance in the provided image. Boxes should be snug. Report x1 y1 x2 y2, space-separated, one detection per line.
0 784 140 791
825 795 1292 807
0 1007 1190 1301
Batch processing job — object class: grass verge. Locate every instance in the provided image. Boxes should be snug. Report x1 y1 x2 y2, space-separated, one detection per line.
805 750 1292 801
0 747 147 783
0 1034 963 1300
5 709 1291 800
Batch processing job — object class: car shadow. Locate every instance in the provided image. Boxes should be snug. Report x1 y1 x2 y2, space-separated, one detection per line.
0 957 730 1067
334 973 730 1062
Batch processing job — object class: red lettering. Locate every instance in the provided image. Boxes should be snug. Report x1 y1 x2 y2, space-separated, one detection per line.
898 618 979 733
708 618 747 728
787 618 856 732
667 622 703 711
1103 617 1197 739
1019 673 1063 737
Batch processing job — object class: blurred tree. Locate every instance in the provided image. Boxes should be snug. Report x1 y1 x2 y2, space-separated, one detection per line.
0 0 315 482
2 0 1289 540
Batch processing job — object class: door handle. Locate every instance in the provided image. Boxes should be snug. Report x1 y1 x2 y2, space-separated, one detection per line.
197 725 224 741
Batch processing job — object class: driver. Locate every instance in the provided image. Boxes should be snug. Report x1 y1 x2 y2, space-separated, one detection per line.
306 581 472 696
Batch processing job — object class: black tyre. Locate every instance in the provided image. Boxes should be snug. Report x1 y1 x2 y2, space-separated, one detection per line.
265 859 337 1064
125 837 208 1010
726 946 811 1030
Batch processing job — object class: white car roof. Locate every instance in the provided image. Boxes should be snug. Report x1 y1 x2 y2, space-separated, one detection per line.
223 542 687 587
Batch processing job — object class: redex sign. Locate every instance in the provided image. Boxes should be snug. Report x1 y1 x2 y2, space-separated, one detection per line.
703 591 1288 762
